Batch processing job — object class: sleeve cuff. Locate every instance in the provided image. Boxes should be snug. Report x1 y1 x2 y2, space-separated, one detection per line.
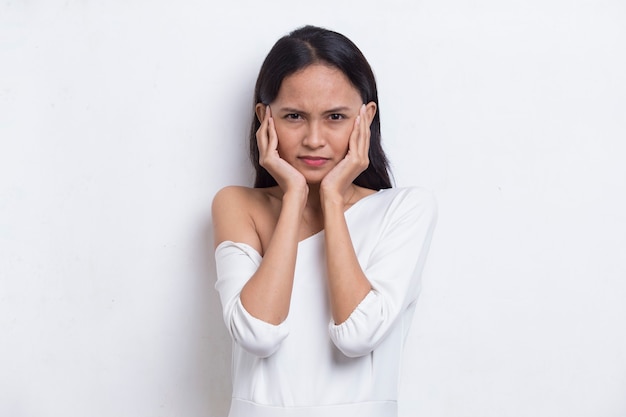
231 297 289 358
327 291 384 357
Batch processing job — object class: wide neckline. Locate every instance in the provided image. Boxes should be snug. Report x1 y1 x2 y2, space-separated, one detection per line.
216 189 385 257
296 189 383 245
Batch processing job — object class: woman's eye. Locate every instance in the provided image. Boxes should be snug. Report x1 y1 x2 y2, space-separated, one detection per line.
329 114 344 121
285 113 301 120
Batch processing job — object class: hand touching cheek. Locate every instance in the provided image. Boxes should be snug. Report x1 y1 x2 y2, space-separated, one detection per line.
320 102 377 203
255 104 308 196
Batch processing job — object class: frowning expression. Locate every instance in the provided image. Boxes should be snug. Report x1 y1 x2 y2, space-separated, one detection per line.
257 64 374 184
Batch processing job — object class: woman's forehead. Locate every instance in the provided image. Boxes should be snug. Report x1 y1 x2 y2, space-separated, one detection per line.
273 64 361 109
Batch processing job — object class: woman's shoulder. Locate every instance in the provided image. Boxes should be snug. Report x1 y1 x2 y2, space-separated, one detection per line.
212 185 276 209
369 186 438 224
212 185 282 224
372 186 436 209
347 187 437 229
212 185 280 251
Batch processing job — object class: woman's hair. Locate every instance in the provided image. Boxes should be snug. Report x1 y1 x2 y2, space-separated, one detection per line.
249 25 393 190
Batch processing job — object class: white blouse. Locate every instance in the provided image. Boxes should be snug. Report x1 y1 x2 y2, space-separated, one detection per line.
215 187 437 417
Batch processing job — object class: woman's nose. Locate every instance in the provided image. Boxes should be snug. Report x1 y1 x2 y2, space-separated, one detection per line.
302 122 325 148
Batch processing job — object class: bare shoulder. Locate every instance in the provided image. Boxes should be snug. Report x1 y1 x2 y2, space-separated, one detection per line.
212 185 275 213
211 186 278 251
212 185 255 209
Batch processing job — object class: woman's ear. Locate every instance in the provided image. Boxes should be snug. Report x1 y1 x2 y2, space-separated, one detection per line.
255 103 267 123
364 101 377 126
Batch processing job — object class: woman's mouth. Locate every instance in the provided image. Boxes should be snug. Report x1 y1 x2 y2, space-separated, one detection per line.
299 156 329 167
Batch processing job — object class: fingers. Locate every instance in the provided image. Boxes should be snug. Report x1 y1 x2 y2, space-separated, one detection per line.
351 104 369 169
256 105 270 156
257 105 278 166
359 104 370 158
347 106 361 156
267 108 279 154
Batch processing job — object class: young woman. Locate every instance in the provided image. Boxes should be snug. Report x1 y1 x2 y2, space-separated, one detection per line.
212 25 437 417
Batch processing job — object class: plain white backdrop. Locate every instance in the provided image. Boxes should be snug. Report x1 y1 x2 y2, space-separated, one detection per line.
1 1 625 416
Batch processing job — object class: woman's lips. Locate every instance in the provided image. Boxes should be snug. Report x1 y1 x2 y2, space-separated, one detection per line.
299 156 329 167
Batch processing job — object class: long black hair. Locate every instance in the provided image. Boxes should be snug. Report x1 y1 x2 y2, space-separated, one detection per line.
249 25 392 190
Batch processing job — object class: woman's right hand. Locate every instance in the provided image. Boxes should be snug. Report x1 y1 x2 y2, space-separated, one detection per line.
257 106 308 198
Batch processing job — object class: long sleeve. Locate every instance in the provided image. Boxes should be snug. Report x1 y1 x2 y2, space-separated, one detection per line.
214 241 289 358
328 188 437 357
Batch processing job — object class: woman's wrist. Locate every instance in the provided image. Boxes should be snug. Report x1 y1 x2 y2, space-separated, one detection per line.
321 194 345 219
282 186 308 211
320 184 353 212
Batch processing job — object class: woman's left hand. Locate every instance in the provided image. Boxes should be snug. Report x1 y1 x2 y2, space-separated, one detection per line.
320 104 371 203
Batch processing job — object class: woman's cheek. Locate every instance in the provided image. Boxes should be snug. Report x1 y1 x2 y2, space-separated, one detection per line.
337 126 352 152
275 124 300 150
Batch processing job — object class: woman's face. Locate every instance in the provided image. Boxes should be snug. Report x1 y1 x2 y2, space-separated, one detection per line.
257 64 376 185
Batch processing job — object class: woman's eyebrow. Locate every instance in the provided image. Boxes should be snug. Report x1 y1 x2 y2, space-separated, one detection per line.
324 106 352 114
277 106 352 114
277 107 307 114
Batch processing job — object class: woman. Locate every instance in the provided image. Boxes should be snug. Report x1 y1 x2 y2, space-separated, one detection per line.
213 25 437 417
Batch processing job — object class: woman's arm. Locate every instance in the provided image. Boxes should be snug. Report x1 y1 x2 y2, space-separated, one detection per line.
322 198 372 324
212 187 303 327
213 106 307 326
320 104 376 324
327 188 437 357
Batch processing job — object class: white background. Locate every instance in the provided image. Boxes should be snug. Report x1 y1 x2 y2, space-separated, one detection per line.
1 1 625 416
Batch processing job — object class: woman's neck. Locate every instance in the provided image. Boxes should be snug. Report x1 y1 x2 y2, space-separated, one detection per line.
305 183 322 210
